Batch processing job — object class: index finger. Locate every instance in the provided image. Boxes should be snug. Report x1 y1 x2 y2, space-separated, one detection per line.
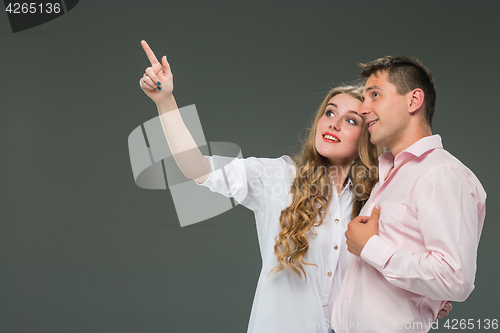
141 40 160 66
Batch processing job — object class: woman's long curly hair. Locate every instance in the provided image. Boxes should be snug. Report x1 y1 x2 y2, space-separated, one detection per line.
269 85 383 282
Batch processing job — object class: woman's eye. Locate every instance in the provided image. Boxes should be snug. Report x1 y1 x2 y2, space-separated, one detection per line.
326 110 334 117
347 118 357 125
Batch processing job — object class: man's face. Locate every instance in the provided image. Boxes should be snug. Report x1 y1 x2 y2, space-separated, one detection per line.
360 71 410 150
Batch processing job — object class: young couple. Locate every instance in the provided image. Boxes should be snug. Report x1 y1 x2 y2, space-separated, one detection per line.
138 40 485 333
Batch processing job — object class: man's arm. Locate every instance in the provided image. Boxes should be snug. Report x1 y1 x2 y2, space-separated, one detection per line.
355 166 485 301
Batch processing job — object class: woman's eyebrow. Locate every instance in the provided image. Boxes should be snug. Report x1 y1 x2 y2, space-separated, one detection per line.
326 104 361 117
348 110 361 117
326 103 361 118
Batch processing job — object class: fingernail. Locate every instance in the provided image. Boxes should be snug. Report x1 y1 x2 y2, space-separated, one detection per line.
164 55 167 61
158 87 162 90
157 82 161 86
375 205 380 209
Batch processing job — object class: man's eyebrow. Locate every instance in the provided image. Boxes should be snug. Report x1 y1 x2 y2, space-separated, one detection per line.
364 85 381 93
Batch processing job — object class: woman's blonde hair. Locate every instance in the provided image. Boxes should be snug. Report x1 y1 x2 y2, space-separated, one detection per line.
269 85 383 281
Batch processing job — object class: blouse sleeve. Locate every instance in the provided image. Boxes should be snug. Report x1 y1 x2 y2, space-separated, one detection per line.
195 154 295 212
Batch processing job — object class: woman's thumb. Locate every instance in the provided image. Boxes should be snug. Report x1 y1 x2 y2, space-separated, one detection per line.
162 55 169 70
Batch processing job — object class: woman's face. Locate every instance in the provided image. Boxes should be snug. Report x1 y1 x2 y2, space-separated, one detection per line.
315 93 364 166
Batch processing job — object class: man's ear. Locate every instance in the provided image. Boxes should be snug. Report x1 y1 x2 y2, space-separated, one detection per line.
408 88 425 114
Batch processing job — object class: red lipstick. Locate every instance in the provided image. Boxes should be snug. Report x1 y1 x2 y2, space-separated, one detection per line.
322 131 340 143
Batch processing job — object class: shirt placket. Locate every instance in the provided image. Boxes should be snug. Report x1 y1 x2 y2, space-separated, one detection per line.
321 191 343 304
370 154 413 207
341 257 359 333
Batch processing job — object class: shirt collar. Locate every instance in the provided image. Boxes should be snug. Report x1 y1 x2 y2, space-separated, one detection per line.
400 134 443 158
338 176 353 198
378 134 443 181
345 177 353 188
379 134 443 163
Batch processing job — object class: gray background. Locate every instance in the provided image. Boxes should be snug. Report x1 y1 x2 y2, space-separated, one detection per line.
2 1 499 332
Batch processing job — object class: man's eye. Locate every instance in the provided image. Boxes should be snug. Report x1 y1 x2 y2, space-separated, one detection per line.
373 92 379 98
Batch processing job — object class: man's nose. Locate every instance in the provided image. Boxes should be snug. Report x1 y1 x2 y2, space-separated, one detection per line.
359 101 371 117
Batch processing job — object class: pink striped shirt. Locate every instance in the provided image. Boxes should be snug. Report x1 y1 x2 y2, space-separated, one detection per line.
331 134 486 333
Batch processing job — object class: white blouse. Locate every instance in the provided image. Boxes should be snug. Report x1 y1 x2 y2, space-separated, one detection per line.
196 155 353 333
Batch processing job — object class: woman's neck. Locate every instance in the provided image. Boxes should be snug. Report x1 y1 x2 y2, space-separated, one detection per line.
328 159 353 196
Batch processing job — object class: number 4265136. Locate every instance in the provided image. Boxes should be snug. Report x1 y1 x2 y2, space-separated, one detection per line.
5 2 61 14
443 319 498 330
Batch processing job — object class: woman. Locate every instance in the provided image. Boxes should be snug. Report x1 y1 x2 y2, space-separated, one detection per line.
137 40 450 332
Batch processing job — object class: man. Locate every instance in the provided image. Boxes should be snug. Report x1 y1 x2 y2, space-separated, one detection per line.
331 56 486 332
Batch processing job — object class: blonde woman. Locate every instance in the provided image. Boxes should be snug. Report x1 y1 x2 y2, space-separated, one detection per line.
137 41 449 332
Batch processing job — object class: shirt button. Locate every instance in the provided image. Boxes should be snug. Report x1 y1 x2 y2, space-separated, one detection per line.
334 245 338 250
334 218 339 223
327 271 332 277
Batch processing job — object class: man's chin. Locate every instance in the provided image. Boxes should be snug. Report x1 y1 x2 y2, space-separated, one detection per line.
369 133 384 147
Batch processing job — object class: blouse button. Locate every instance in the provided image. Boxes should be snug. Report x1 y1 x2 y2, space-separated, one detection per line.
327 271 332 277
334 245 339 250
334 218 339 223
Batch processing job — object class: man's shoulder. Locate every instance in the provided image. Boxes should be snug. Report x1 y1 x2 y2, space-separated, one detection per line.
417 148 485 195
419 147 469 172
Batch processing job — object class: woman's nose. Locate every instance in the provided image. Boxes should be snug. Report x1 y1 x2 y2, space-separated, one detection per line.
329 119 341 130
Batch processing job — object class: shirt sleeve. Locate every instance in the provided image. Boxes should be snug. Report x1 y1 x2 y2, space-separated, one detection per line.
361 165 486 301
195 154 295 212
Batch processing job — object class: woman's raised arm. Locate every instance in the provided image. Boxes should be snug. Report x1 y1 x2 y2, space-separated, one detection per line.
139 40 210 183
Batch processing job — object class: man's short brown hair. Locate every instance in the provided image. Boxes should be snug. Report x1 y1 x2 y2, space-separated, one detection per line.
360 56 436 126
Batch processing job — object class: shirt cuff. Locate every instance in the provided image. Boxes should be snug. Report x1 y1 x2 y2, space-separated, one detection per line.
194 156 213 186
360 235 398 273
